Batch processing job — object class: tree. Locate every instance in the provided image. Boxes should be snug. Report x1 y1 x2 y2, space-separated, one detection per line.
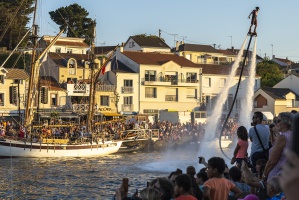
49 3 96 45
256 59 284 87
0 0 35 49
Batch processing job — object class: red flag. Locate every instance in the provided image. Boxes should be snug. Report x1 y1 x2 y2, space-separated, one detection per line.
101 65 106 75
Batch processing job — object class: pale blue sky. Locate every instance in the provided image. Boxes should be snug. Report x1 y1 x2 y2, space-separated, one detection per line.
35 0 299 62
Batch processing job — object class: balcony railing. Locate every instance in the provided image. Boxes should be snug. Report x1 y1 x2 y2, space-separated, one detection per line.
165 95 177 101
145 94 156 98
122 86 134 93
95 85 116 92
73 84 86 93
142 78 199 84
122 104 134 111
72 104 98 112
186 95 196 99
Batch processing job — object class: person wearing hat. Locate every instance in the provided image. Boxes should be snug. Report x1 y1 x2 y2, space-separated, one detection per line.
248 7 260 35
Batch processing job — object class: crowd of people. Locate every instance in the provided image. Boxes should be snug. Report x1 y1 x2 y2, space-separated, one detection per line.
113 111 299 200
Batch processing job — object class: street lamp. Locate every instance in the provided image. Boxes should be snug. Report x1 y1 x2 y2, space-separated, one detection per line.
271 44 274 58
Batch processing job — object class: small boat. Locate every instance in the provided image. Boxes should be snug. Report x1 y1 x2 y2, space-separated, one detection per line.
0 137 122 158
117 129 159 153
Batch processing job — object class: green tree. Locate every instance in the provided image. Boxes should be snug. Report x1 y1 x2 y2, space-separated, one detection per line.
256 60 284 87
0 0 35 49
49 3 96 45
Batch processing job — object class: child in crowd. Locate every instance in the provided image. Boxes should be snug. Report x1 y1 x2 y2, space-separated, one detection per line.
231 126 249 168
174 174 197 200
203 157 242 200
228 166 250 198
196 171 208 191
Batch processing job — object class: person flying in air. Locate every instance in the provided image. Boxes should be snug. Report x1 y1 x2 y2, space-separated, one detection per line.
248 7 259 35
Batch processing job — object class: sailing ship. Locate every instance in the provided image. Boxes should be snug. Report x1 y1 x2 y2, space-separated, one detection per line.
0 0 122 157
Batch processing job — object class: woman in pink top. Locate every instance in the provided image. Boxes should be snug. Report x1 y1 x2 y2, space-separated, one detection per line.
231 126 249 168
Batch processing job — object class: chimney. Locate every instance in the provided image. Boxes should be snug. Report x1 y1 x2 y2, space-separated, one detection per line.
232 46 234 51
176 41 179 51
273 55 275 59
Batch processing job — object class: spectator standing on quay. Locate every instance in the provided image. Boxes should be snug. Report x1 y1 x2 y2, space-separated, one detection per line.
249 111 270 173
186 166 203 200
279 149 299 200
203 157 242 200
196 171 208 192
231 126 249 168
263 112 293 182
174 174 197 200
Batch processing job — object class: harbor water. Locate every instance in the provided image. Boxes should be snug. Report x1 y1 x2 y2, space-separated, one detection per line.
0 142 232 199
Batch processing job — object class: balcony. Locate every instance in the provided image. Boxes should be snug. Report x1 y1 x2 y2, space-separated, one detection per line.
141 78 198 87
165 95 177 102
95 85 116 92
67 83 89 96
72 104 98 113
122 86 134 93
122 104 134 111
186 95 197 99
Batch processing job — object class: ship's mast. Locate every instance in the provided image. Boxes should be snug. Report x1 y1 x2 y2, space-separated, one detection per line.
24 0 64 129
24 0 38 126
87 25 96 133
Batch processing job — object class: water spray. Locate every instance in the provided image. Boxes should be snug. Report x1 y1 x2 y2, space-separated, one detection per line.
219 33 257 160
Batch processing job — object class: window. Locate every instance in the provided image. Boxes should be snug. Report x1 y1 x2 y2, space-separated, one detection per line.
0 93 4 106
68 59 76 75
204 77 211 87
186 72 197 83
67 49 72 53
0 75 4 84
13 79 23 84
220 78 226 87
51 94 57 106
100 96 109 106
9 86 18 105
187 89 197 99
145 70 156 81
124 96 133 104
55 48 61 53
124 80 133 87
129 41 135 48
145 87 157 98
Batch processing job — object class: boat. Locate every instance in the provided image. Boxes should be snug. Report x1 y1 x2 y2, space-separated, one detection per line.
0 137 122 158
0 0 122 157
117 129 160 153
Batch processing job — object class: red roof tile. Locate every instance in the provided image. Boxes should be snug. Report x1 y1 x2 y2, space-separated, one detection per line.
122 51 198 68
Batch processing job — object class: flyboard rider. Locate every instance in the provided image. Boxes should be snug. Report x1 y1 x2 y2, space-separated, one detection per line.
248 7 259 35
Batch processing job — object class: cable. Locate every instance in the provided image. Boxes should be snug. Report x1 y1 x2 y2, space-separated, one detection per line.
219 34 254 160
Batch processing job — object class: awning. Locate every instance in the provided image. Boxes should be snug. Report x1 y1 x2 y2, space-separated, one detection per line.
262 112 274 120
102 113 122 117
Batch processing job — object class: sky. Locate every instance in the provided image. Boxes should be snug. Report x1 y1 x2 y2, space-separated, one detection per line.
34 0 299 62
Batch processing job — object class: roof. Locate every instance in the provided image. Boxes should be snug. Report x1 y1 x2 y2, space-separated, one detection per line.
111 60 136 73
39 76 65 91
129 36 170 49
122 51 198 68
43 39 89 48
178 43 221 53
218 49 238 56
48 52 91 68
262 87 297 100
274 57 294 64
94 46 117 55
6 68 29 80
198 64 250 76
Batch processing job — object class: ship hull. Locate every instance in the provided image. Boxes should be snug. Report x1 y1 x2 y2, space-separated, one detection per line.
0 139 122 157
